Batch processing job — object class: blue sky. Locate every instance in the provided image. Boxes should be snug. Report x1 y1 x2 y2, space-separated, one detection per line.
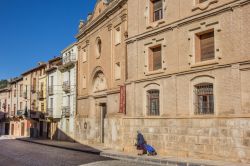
0 0 96 80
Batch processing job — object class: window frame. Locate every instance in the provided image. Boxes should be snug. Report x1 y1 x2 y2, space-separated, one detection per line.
150 0 163 22
147 89 160 116
148 45 162 72
195 29 215 63
194 83 214 115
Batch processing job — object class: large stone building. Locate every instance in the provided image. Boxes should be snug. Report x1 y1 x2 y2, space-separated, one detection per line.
75 0 250 163
124 0 250 163
75 0 128 149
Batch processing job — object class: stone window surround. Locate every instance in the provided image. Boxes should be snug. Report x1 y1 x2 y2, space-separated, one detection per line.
192 0 219 11
95 37 102 59
114 25 122 46
188 20 221 68
145 0 167 29
189 75 216 116
82 46 88 63
143 83 163 117
143 37 167 76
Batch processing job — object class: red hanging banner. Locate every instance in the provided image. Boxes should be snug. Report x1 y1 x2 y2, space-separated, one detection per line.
119 85 126 114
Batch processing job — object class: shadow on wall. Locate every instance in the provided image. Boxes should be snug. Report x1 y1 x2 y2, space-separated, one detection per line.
55 128 75 142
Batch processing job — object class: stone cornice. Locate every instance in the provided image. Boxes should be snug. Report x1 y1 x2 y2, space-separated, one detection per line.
126 0 249 44
76 0 127 40
125 60 250 85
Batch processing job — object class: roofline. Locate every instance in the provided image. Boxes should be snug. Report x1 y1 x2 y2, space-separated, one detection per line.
9 76 23 84
22 63 47 76
48 56 62 63
61 42 77 54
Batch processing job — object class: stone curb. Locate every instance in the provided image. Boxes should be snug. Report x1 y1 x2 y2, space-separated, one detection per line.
16 139 101 155
100 152 239 166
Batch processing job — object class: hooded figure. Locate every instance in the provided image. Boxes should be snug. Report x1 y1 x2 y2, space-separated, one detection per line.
135 131 146 155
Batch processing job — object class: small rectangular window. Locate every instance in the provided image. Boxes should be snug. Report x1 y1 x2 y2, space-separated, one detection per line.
149 45 162 71
196 30 215 62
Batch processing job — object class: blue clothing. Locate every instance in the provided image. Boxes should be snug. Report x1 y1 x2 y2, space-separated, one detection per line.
144 144 156 153
137 133 145 146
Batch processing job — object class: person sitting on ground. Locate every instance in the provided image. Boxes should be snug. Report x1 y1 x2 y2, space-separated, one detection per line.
135 130 147 155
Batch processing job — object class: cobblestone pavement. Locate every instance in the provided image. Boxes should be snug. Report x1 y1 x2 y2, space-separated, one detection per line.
0 139 110 166
0 138 159 166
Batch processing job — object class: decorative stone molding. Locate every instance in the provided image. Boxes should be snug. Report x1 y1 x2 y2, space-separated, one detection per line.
143 37 167 75
192 0 218 11
187 20 222 67
143 82 163 117
145 0 167 29
189 75 216 116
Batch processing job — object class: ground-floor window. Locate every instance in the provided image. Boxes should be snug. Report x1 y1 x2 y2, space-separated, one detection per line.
147 90 160 116
194 83 214 115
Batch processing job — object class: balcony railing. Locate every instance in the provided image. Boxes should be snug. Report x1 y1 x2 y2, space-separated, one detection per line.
38 91 44 100
46 108 53 117
63 53 76 65
17 110 24 117
62 106 70 117
62 81 70 93
48 86 54 96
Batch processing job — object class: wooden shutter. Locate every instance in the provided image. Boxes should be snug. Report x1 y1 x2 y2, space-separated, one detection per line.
153 46 162 70
200 31 215 61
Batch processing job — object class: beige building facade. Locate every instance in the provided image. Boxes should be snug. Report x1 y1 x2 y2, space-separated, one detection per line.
75 0 127 148
75 0 250 163
124 0 250 163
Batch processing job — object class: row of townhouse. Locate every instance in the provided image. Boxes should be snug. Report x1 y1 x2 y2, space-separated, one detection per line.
0 44 78 140
0 0 250 163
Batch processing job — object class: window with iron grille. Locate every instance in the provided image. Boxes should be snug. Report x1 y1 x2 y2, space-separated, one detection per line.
194 83 214 115
147 90 160 116
151 0 163 22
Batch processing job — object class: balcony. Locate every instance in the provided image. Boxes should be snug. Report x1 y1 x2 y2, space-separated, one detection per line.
38 91 44 100
46 108 53 118
30 110 43 119
63 53 76 65
48 86 54 96
59 53 76 71
62 81 71 93
17 110 25 117
62 106 70 117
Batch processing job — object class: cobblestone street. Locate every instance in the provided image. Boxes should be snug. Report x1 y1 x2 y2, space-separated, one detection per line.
0 138 158 166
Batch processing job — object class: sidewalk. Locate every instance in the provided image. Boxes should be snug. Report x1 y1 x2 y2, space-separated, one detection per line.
17 138 250 166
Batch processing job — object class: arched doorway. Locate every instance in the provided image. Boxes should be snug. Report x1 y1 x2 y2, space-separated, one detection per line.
92 70 108 143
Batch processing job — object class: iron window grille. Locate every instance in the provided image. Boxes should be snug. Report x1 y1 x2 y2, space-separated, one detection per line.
147 90 160 116
194 83 214 115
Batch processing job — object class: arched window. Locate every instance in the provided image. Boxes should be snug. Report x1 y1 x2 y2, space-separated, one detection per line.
194 83 214 115
96 38 102 58
147 89 160 116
